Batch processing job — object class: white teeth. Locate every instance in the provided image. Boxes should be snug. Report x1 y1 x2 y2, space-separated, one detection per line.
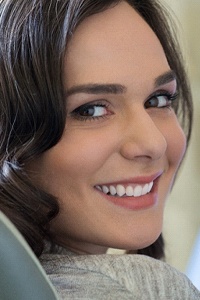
142 183 149 195
148 181 153 193
116 185 126 197
126 186 134 196
102 185 109 194
96 185 102 191
96 181 154 197
133 185 143 197
110 185 116 196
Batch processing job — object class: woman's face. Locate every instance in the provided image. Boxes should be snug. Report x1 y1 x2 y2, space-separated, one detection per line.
28 1 186 254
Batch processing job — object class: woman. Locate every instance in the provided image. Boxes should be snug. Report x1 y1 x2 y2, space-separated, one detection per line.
0 0 199 298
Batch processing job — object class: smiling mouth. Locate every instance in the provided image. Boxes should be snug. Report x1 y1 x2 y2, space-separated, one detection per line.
95 181 154 197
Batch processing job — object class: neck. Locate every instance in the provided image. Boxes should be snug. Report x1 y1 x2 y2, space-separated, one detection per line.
55 239 109 255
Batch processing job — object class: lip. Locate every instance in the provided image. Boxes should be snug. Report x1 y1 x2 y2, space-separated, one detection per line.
94 171 163 211
96 171 163 187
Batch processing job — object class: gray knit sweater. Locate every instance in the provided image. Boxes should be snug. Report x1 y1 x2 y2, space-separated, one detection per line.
40 251 200 299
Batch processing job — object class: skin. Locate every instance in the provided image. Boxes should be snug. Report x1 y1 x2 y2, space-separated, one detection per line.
28 1 186 254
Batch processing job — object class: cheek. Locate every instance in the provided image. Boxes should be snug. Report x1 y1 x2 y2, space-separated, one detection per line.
165 120 186 169
49 128 116 179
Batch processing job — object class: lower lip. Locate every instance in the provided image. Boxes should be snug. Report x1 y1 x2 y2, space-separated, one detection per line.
96 180 159 211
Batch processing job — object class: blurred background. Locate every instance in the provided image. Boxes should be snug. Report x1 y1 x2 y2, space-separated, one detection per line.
162 0 200 286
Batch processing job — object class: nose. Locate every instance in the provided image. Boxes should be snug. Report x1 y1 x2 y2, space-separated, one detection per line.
120 108 167 161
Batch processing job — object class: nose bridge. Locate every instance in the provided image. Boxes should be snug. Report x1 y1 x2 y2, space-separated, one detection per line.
120 107 167 160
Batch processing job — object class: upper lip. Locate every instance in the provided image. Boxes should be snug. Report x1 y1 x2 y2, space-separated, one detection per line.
95 171 163 186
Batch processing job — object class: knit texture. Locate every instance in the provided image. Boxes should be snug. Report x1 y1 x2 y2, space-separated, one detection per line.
40 251 200 299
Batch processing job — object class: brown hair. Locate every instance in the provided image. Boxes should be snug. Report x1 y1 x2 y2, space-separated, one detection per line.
0 0 192 257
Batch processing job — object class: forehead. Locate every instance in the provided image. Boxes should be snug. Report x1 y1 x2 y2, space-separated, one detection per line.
64 1 169 90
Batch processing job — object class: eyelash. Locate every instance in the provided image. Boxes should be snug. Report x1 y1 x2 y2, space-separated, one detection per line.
70 91 178 121
145 91 179 109
70 101 111 121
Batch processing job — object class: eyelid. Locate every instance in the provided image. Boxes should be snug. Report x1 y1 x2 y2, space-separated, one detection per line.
147 88 178 99
69 99 112 121
144 89 179 110
68 98 109 114
146 89 179 105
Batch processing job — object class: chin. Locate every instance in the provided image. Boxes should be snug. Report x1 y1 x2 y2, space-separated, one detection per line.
126 228 162 252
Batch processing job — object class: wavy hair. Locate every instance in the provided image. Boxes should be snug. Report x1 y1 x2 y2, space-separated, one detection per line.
0 0 192 257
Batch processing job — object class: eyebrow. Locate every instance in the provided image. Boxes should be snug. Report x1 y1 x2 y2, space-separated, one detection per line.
65 83 126 97
65 70 176 97
154 70 177 87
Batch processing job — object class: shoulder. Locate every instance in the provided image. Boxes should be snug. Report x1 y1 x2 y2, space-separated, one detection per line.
40 253 200 299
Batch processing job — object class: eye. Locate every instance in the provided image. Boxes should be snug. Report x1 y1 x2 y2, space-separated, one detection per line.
145 93 178 109
70 102 112 121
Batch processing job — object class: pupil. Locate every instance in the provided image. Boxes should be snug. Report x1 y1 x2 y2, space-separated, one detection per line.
81 107 94 116
150 98 157 106
146 98 158 108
